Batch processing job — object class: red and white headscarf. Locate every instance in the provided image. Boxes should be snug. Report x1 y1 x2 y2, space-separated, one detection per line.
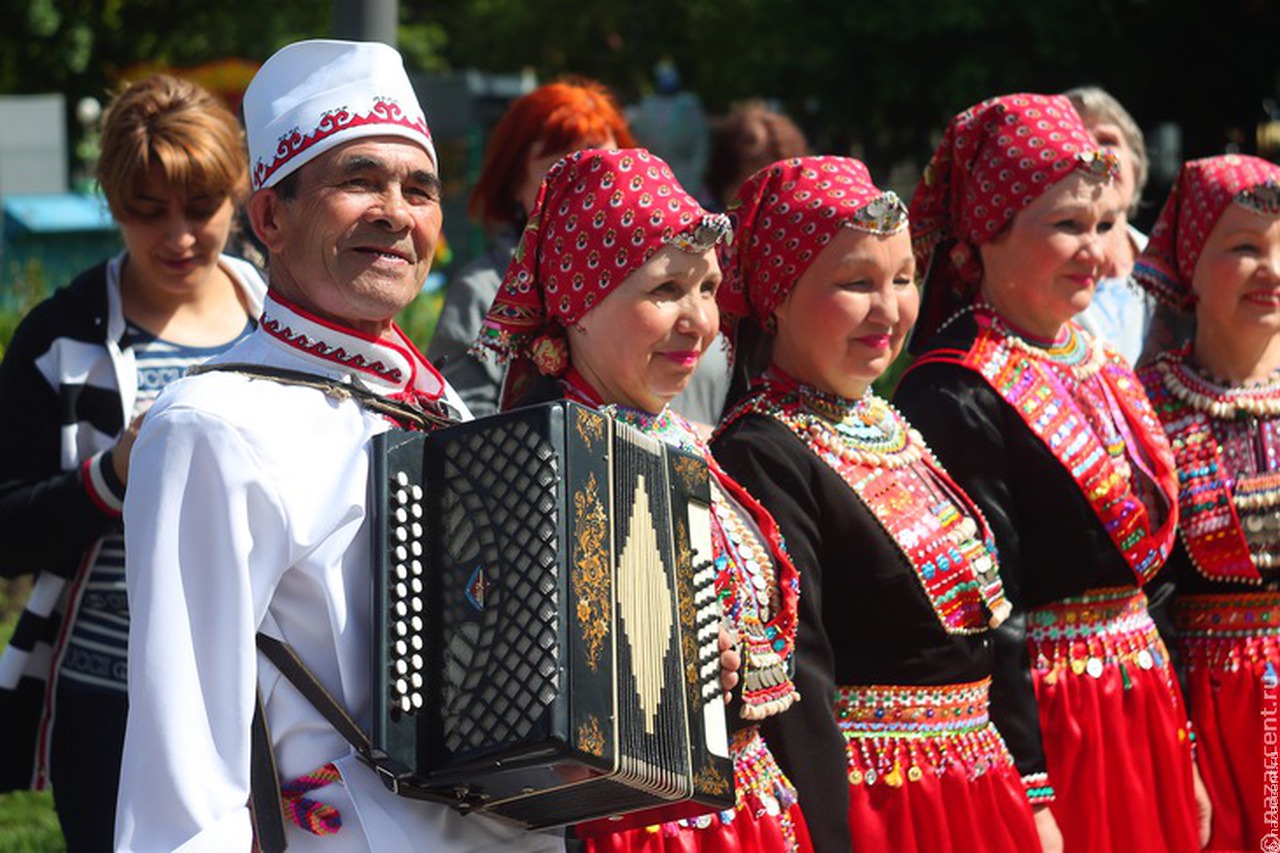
717 156 908 330
474 148 730 376
1134 154 1280 310
909 93 1118 346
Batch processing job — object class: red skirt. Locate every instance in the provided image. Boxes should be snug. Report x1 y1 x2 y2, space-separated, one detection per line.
582 726 812 853
839 677 1039 853
1029 586 1200 853
1177 591 1280 853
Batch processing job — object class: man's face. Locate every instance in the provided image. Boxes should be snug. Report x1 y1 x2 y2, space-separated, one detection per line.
257 136 442 338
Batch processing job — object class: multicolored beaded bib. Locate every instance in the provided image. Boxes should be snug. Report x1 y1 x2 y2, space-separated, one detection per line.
913 310 1179 585
723 372 1011 634
1140 350 1270 584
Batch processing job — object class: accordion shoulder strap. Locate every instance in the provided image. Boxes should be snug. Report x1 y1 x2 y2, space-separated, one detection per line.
254 633 479 811
250 686 287 853
188 362 462 432
257 633 371 753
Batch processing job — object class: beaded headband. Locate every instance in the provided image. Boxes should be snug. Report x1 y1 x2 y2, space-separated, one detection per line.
669 213 733 253
844 190 909 236
1235 180 1280 217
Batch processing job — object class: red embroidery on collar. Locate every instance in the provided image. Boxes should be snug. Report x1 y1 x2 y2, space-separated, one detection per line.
261 315 404 384
913 313 1178 585
253 99 432 189
1139 355 1262 584
259 292 446 402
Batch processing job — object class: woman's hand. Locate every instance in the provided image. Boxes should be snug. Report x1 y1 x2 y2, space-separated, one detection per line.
1192 760 1212 848
718 627 740 703
1032 804 1063 853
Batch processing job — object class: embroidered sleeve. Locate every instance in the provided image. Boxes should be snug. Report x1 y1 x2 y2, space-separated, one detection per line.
1022 771 1056 805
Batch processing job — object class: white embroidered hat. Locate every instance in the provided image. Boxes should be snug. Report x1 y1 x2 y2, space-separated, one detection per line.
243 39 437 191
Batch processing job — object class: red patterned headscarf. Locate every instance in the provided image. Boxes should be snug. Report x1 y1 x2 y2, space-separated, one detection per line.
718 156 908 329
474 148 730 376
909 93 1118 348
1134 154 1280 311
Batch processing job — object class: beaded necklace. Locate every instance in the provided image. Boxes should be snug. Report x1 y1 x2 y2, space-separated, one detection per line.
559 372 803 719
1154 350 1280 418
1140 351 1268 584
935 302 1106 385
985 311 1106 383
911 307 1179 585
723 370 1011 633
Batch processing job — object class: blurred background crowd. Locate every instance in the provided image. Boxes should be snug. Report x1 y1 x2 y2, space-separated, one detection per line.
1 0 1278 310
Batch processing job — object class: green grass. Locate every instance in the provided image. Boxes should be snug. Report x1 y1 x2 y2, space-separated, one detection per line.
0 577 64 852
0 792 63 853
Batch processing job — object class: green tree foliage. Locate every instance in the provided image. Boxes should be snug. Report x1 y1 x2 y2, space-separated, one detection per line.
1 0 1277 201
417 0 1280 180
0 0 329 102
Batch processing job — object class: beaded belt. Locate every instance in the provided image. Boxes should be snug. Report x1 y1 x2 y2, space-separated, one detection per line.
1174 592 1280 673
732 726 799 819
1175 592 1280 638
835 678 989 736
1026 586 1166 678
835 678 1016 787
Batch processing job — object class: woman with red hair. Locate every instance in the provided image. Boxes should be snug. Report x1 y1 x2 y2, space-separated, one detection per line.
428 78 633 416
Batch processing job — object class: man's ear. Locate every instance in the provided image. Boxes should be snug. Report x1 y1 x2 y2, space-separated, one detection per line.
247 189 289 254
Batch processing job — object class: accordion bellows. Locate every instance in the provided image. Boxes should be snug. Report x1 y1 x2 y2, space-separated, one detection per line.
369 401 734 828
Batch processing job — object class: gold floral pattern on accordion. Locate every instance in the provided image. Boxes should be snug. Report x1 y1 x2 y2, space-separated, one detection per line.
578 715 606 757
693 760 732 797
575 406 606 451
673 454 704 495
675 514 702 711
572 470 611 671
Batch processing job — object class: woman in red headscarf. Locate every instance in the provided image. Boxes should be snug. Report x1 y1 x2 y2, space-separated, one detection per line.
1135 154 1280 852
894 93 1208 852
474 148 811 852
709 156 1038 853
429 78 634 417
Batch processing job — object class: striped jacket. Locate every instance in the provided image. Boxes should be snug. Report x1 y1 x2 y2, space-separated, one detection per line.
0 254 265 790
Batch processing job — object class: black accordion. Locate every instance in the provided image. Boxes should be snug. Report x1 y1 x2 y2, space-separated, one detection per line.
369 400 734 829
